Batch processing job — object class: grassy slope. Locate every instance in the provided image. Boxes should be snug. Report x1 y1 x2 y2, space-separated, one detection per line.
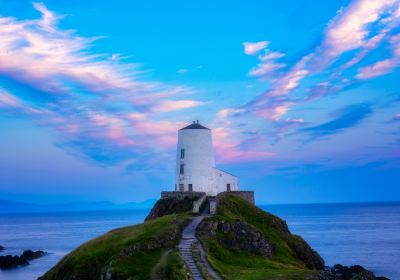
39 213 190 280
152 249 191 280
199 195 318 280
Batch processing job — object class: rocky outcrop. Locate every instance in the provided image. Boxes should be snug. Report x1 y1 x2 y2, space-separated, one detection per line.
21 250 46 260
0 250 46 269
316 264 390 280
0 255 29 269
0 245 4 252
145 197 198 221
197 219 273 257
288 234 325 270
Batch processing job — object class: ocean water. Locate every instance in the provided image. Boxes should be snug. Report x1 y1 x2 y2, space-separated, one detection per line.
261 202 400 279
0 210 148 280
0 202 399 280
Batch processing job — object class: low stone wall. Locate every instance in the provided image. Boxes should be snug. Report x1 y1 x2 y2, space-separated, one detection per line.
159 191 254 215
160 191 207 214
216 191 255 205
161 191 206 200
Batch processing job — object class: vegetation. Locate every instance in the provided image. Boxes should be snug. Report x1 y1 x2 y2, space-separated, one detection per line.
197 195 323 280
39 213 190 280
152 249 191 280
39 195 324 280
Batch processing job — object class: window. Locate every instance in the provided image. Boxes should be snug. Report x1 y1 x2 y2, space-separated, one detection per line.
227 184 231 191
188 184 193 192
180 148 185 159
180 164 184 174
179 184 184 192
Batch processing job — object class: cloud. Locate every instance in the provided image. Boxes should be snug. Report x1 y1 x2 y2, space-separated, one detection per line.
322 0 397 58
247 44 286 78
151 100 205 112
177 69 190 74
0 89 23 108
212 127 274 163
0 3 199 166
243 41 269 55
249 59 286 78
240 0 400 125
356 34 400 79
0 87 44 115
300 103 372 138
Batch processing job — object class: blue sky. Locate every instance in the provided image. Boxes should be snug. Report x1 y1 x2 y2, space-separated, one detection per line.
0 0 399 204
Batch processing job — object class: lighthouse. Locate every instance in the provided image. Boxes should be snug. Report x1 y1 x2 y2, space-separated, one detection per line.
175 121 238 196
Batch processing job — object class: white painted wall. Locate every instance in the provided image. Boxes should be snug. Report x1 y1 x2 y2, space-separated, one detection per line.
175 124 238 196
214 169 238 194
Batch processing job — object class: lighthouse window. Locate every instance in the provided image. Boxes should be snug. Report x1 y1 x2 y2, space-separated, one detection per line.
188 184 193 191
180 164 184 174
180 149 185 159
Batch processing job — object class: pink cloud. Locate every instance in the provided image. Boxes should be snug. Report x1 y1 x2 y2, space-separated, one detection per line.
0 3 204 166
243 41 269 55
0 90 22 108
243 0 400 124
249 61 285 78
256 103 294 121
151 100 205 112
212 127 274 163
323 0 396 59
357 34 400 79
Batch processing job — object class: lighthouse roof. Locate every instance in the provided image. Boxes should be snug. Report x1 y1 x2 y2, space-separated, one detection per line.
180 121 209 130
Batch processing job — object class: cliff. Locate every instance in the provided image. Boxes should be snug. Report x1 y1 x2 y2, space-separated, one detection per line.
39 195 388 280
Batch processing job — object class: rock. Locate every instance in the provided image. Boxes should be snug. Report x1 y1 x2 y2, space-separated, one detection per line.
0 245 4 252
198 219 273 257
0 255 29 269
316 270 335 280
20 250 46 261
288 234 325 270
145 197 197 221
0 249 47 270
326 264 384 280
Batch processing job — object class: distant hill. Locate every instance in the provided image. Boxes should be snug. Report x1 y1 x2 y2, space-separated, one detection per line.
0 199 156 213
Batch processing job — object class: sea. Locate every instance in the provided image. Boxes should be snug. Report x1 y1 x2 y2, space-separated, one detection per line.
0 202 399 280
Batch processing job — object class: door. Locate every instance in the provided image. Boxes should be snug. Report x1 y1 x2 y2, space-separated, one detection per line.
227 184 231 191
179 184 184 192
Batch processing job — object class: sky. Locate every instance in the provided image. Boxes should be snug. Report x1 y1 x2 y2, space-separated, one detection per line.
0 0 399 204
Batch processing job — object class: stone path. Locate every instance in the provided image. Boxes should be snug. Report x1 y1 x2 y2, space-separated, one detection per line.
179 216 204 280
178 214 222 280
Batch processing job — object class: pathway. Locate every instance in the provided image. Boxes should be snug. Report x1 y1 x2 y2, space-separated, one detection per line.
178 204 222 280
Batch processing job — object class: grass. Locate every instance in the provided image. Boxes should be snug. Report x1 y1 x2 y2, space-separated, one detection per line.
197 195 319 280
39 213 190 280
203 238 313 280
152 249 192 280
39 195 321 280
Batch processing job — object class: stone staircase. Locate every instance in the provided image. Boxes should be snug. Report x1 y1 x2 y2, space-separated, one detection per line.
178 216 205 280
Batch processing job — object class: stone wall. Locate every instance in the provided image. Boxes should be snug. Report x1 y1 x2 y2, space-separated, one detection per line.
216 191 255 205
161 191 206 200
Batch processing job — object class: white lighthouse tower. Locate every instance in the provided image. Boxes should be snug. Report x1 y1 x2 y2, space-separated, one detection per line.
175 121 238 196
